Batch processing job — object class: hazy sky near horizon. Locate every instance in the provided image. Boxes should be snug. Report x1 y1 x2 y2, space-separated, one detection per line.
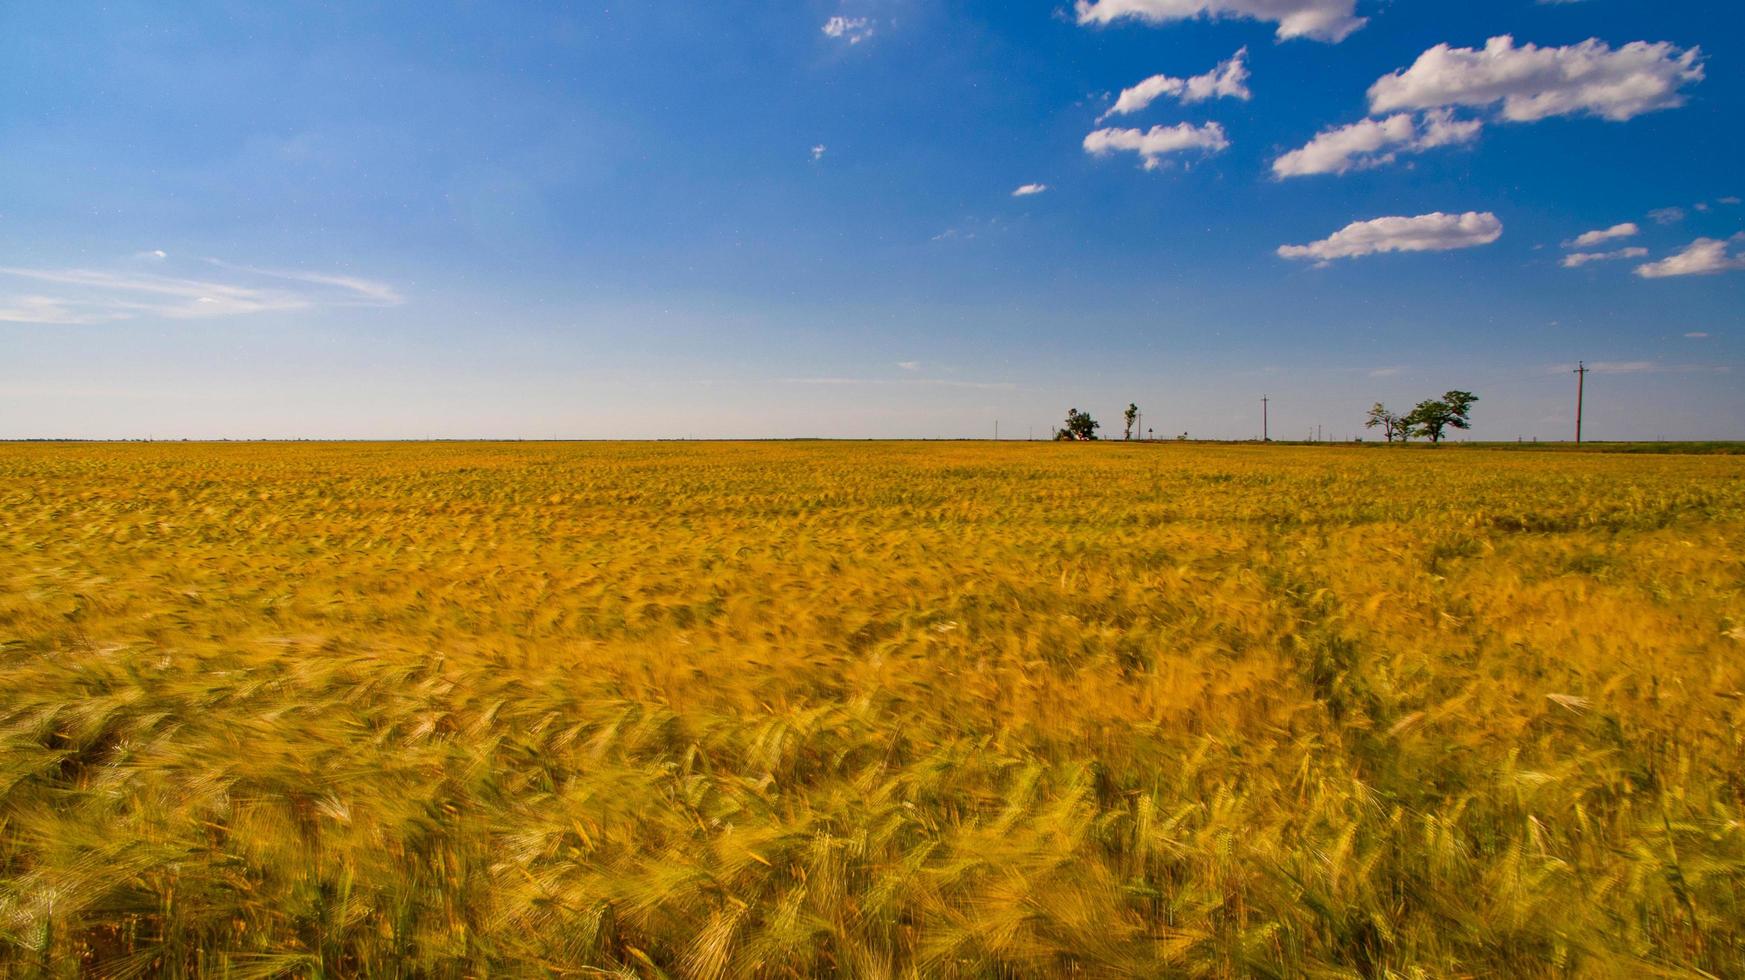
3 1 1742 440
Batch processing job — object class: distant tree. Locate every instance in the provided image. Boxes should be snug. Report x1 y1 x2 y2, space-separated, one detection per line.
1123 403 1139 440
1364 403 1406 443
1056 407 1100 441
1405 390 1479 444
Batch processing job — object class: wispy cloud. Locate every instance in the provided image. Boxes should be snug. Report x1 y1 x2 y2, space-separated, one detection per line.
780 377 1017 390
1547 360 1728 375
810 144 828 162
1561 246 1647 268
1011 183 1049 197
822 16 874 44
1101 49 1250 121
0 259 402 324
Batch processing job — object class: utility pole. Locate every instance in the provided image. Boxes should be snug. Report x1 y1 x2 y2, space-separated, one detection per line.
1573 361 1588 444
994 420 999 441
1262 395 1270 442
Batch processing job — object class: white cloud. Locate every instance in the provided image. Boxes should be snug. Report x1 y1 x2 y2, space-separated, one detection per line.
897 361 922 371
1685 332 1709 338
1369 36 1703 123
1074 0 1365 43
1271 109 1481 177
810 144 827 161
0 262 401 324
1561 246 1647 267
1012 183 1049 197
1278 211 1502 262
1635 238 1745 278
822 16 874 44
1102 49 1250 120
1649 206 1685 224
1721 197 1742 205
1565 222 1639 247
1083 122 1230 170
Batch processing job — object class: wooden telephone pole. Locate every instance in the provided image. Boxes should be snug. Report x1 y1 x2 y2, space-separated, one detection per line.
1262 395 1270 442
1573 361 1588 444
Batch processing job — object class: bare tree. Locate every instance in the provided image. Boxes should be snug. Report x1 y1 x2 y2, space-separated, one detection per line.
1364 403 1405 443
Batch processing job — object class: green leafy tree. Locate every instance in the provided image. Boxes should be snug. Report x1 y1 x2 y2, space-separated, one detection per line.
1405 390 1479 444
1364 403 1406 443
1123 404 1139 440
1056 408 1100 441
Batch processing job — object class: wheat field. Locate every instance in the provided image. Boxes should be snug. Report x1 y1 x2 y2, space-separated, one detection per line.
2 440 1742 977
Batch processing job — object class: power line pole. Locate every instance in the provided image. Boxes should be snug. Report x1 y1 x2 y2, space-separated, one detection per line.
1262 395 1269 442
994 420 999 441
1573 361 1588 444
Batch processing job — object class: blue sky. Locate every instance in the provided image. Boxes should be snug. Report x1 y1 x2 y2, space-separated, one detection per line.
2 0 1741 440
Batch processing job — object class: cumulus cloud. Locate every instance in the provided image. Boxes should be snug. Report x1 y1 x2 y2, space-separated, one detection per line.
1272 109 1481 177
822 16 874 44
1083 122 1230 170
1561 247 1647 268
1634 238 1745 278
1369 36 1704 122
0 261 402 324
1074 0 1364 43
1012 183 1049 197
1565 222 1639 248
1278 211 1503 262
1102 49 1250 120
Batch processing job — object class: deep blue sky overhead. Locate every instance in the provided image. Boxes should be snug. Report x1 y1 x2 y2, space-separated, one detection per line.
3 0 1741 439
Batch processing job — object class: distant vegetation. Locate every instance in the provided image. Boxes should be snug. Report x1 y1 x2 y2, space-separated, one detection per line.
2 441 1743 977
1366 390 1478 443
1055 407 1100 440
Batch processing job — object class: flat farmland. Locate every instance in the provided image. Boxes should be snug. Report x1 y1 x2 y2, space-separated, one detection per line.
2 441 1742 977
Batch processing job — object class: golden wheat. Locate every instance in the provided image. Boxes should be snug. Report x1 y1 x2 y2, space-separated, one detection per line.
1 441 1741 977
